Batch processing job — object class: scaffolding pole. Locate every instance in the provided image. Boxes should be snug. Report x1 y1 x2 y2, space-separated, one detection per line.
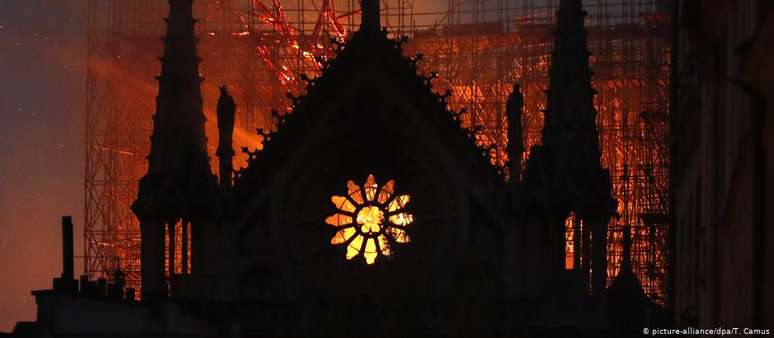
84 0 671 304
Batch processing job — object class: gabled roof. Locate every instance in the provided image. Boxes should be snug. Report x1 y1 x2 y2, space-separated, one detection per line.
233 28 503 196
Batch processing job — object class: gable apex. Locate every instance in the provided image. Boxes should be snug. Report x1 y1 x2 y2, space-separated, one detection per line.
233 29 502 193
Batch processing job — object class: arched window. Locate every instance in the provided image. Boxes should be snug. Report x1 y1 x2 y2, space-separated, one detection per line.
565 212 582 270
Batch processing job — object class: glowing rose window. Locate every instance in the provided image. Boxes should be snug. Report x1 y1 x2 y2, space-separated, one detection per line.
325 174 413 264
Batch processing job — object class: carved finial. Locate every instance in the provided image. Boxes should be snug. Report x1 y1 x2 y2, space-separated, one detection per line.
359 0 381 33
559 0 583 11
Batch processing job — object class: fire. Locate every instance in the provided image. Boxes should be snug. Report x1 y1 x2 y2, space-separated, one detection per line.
86 0 670 305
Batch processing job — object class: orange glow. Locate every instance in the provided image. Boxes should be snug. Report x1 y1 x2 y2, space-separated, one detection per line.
86 1 670 305
326 174 413 264
564 213 577 270
163 220 191 278
406 26 670 303
357 206 384 234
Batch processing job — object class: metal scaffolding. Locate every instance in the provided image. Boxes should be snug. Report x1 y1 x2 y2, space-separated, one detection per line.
404 0 671 304
85 0 671 304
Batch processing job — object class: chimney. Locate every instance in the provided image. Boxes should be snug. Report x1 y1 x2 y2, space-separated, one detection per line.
61 216 74 282
360 0 381 32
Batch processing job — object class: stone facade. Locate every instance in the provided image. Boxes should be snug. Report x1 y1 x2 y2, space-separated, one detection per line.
671 0 774 330
8 0 671 337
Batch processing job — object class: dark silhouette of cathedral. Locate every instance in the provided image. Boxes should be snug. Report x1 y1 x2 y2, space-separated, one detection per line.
8 0 669 337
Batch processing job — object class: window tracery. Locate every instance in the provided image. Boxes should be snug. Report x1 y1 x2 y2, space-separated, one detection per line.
326 174 413 264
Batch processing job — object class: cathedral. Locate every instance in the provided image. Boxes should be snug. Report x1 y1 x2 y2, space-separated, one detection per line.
11 0 669 337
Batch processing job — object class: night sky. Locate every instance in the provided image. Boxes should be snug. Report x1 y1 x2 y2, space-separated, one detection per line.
0 0 86 331
0 0 453 332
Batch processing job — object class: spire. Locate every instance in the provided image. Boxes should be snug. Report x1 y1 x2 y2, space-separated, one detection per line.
360 0 381 33
559 0 583 13
132 0 217 301
607 225 651 334
133 0 214 220
542 0 598 147
523 0 614 299
557 0 584 35
149 0 209 177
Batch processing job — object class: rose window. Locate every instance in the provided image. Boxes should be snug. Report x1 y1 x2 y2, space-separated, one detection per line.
325 174 413 264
